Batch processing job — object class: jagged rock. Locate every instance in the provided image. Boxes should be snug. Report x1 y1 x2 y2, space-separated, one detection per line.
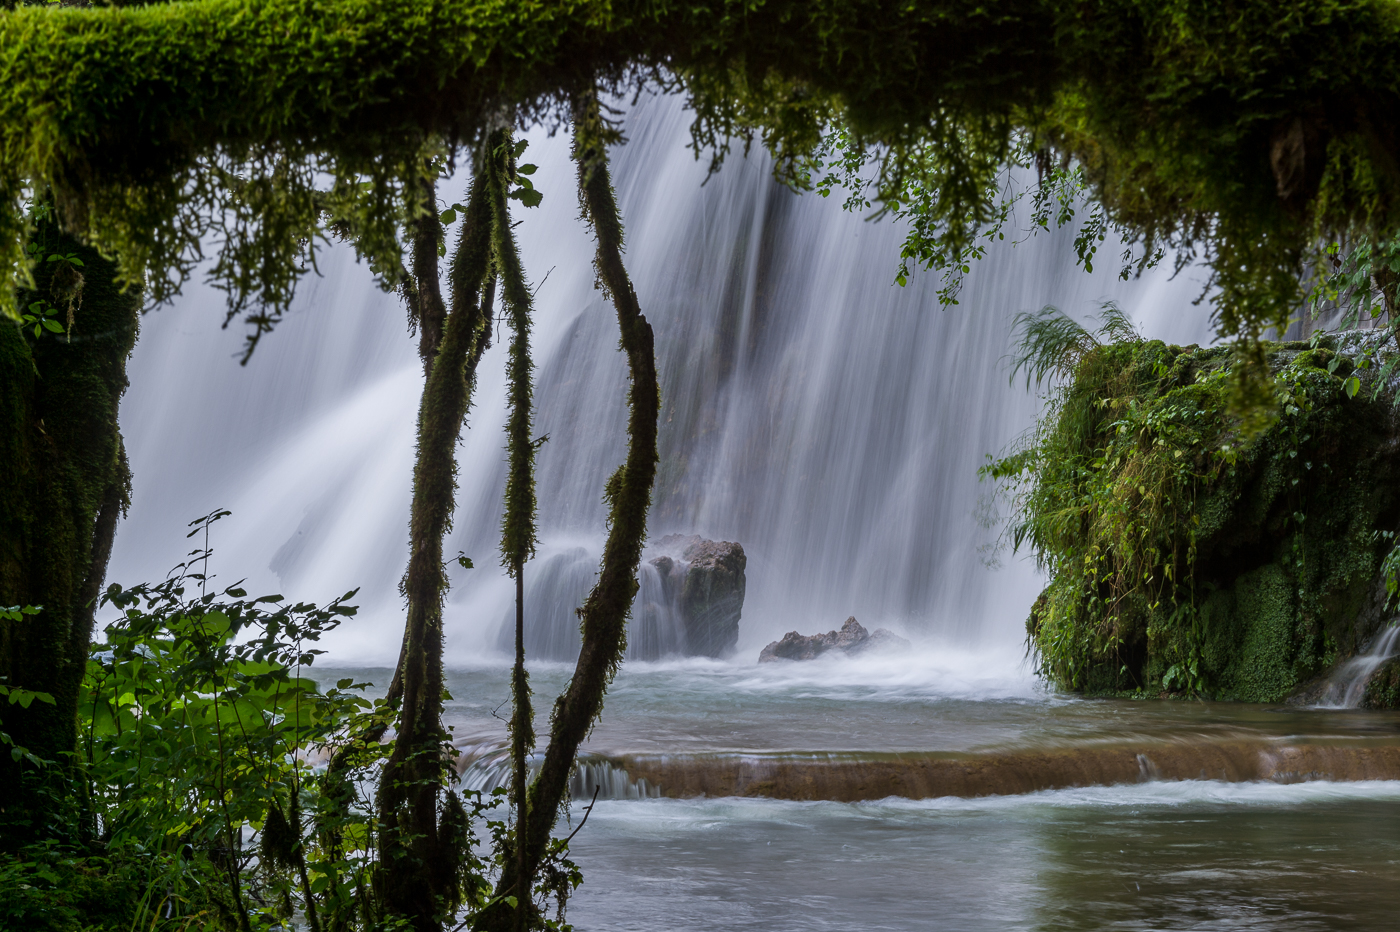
758 617 911 662
656 534 747 658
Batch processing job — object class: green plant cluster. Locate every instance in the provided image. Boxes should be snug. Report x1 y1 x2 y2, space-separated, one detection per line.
0 539 580 931
989 309 1400 700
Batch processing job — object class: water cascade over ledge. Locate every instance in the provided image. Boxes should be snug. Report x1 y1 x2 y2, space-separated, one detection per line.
108 93 1213 667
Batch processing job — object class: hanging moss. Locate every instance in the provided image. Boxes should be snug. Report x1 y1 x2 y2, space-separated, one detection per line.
475 91 660 932
484 125 540 931
999 313 1400 702
373 169 493 929
4 1 1400 350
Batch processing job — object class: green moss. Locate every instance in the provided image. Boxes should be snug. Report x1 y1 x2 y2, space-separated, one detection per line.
1224 564 1297 702
998 311 1400 699
1362 656 1400 709
4 0 1400 353
0 210 138 842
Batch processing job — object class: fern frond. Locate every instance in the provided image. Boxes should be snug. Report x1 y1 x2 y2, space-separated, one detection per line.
1009 306 1098 388
1095 301 1142 345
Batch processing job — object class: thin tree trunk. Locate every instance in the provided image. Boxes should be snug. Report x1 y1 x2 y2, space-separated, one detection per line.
477 89 660 932
411 174 450 378
374 166 494 931
483 128 540 931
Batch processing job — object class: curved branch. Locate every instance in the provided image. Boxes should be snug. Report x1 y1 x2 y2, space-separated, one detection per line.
477 88 659 930
374 164 494 931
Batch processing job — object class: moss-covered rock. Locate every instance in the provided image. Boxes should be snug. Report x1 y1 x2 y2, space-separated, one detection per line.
1362 655 1400 709
1000 316 1400 701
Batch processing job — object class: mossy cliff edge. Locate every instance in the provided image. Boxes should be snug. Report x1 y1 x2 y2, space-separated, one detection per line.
993 317 1400 702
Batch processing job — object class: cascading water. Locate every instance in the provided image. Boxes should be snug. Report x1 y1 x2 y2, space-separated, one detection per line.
106 93 1213 668
1318 624 1400 708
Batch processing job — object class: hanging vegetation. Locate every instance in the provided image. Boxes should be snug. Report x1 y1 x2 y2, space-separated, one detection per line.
373 160 495 929
3 0 1400 356
475 87 660 932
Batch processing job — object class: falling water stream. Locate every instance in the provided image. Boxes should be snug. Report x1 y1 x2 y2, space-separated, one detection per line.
106 94 1400 929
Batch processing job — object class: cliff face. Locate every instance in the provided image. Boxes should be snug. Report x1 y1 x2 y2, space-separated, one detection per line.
995 331 1400 701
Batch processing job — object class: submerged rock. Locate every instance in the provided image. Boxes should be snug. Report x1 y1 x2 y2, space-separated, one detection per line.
758 617 910 662
657 535 747 658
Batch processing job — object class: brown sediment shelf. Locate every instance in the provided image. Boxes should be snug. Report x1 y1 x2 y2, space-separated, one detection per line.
613 741 1400 801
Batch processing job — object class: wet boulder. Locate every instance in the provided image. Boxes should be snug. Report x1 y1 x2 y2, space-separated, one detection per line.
658 535 747 658
758 617 911 662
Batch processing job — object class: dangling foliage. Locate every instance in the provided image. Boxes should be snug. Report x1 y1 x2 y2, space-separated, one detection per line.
1005 303 1140 390
5 0 1400 363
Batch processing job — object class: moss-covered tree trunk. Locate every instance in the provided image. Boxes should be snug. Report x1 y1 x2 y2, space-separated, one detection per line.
0 214 139 845
476 91 660 932
374 168 494 931
484 129 539 932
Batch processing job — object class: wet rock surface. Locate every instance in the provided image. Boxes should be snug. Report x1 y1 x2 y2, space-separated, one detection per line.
655 535 747 658
617 740 1400 801
758 617 911 663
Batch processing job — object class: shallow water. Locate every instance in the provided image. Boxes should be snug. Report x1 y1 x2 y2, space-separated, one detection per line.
307 659 1400 928
566 783 1400 931
320 655 1400 758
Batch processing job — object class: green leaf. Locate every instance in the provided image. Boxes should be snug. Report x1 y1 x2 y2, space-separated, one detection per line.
515 188 543 208
439 208 457 224
67 257 84 267
1344 376 1361 398
42 319 64 333
516 164 538 176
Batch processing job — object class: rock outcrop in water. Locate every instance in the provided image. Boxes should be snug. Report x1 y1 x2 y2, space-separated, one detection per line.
758 617 910 662
655 535 747 657
999 324 1400 703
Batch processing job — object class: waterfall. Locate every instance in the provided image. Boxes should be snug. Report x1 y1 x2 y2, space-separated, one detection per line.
106 94 1214 665
1318 624 1400 708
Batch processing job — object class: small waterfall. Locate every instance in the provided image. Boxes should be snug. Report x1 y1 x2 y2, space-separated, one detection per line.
457 743 660 800
1318 624 1400 708
492 540 690 661
628 552 687 661
107 92 1215 665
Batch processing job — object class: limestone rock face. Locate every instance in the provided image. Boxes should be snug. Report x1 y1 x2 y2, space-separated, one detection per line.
758 617 911 662
657 535 747 658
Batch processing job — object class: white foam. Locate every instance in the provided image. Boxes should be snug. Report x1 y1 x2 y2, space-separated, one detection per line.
580 778 1400 830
